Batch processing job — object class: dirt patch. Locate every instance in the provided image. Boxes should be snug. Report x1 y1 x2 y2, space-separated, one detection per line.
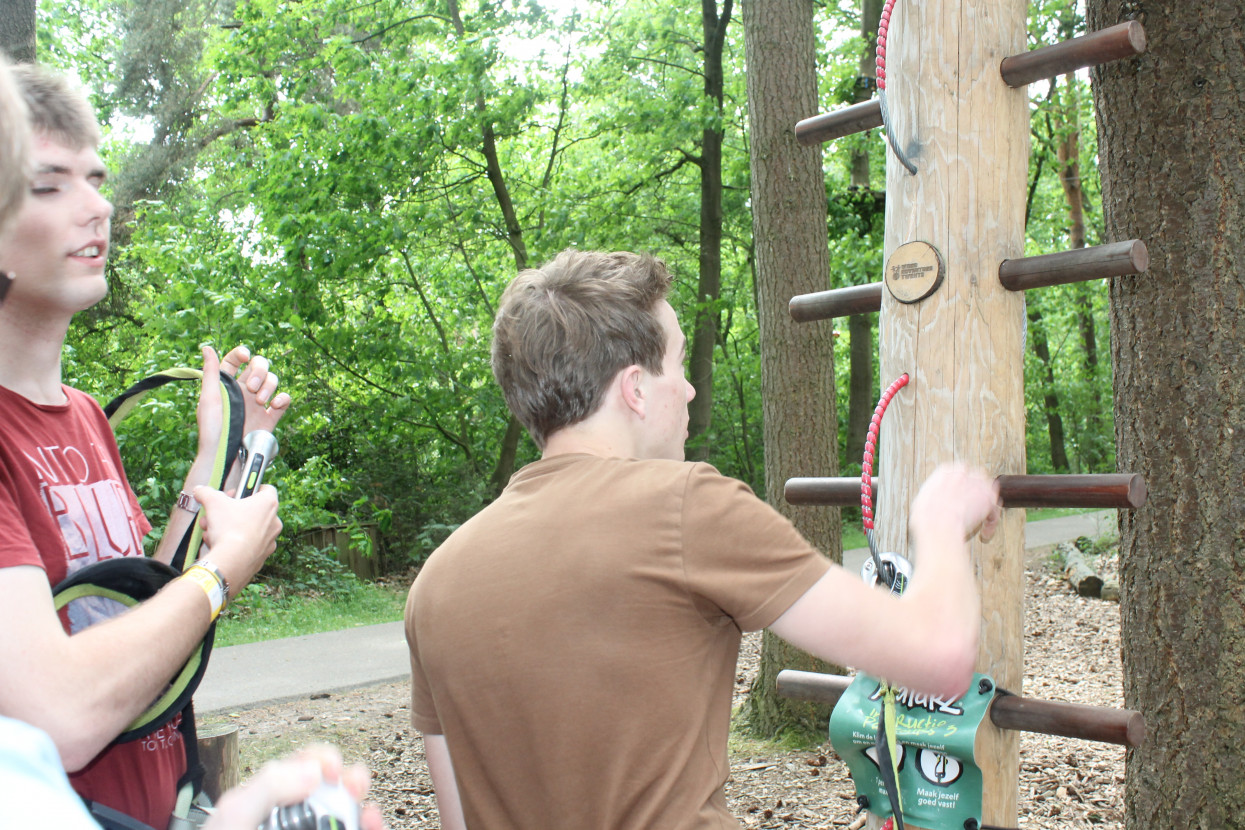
215 565 1125 828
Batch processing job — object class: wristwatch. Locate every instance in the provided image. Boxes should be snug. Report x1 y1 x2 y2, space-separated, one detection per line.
176 490 200 515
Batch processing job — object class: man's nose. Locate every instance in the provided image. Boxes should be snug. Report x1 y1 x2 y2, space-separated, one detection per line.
83 187 113 224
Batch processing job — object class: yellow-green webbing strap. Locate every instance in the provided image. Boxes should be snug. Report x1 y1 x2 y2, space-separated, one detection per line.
53 576 207 738
103 368 245 572
876 683 906 829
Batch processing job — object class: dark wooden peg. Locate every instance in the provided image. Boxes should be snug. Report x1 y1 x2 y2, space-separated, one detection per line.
785 473 1146 509
1001 21 1146 88
794 100 884 146
789 283 884 322
776 670 1145 748
994 474 1147 509
1000 240 1149 292
785 477 875 506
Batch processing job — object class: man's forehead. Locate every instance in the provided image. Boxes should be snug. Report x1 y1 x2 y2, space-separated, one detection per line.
31 132 106 173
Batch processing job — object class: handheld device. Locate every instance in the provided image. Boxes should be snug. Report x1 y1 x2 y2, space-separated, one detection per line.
235 430 279 499
258 781 360 830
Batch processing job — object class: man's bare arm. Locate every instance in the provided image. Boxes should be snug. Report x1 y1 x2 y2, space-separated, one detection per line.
424 733 467 830
769 464 1000 700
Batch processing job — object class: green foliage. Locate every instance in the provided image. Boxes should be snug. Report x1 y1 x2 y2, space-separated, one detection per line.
216 576 407 647
45 0 1117 595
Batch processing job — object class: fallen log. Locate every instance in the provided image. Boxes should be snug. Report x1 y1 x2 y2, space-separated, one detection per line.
1058 540 1103 598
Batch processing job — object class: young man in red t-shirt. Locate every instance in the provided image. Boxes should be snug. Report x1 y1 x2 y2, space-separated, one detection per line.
0 64 290 829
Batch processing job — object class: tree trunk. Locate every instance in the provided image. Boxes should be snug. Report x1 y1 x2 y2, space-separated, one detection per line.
0 0 36 64
844 0 885 465
1054 95 1107 471
1088 1 1245 826
449 0 528 495
741 0 839 740
1027 303 1071 472
1073 281 1105 471
686 0 732 462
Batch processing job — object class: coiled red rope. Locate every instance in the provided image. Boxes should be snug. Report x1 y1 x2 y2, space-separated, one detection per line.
861 372 910 531
874 0 918 175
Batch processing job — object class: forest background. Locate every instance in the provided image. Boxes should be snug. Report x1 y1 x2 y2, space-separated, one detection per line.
27 0 1105 594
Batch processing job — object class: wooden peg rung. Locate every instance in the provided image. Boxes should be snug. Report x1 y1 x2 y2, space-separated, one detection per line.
776 670 1145 748
1000 240 1149 292
785 476 875 506
785 474 1146 509
1001 21 1146 88
789 283 884 322
994 473 1147 509
794 100 884 146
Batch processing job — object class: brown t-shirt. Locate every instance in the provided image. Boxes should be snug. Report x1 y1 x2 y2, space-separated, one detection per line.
406 455 830 829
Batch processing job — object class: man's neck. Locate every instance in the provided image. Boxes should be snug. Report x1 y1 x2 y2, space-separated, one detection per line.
0 306 69 404
541 423 639 461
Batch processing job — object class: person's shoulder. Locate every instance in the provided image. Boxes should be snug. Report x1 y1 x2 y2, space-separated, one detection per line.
54 384 103 411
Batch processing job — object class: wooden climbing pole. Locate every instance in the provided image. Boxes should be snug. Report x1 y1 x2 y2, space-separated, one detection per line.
873 0 1030 824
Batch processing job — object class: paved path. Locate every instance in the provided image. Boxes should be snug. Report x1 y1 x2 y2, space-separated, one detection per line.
196 510 1116 715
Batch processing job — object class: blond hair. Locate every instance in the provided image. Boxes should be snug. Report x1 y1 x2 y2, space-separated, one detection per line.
0 55 30 234
491 250 673 448
10 63 100 150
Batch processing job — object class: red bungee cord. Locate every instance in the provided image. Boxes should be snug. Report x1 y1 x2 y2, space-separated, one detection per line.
874 0 918 174
861 373 910 589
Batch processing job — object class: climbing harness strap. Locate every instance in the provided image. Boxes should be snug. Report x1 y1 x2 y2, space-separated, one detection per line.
103 368 246 571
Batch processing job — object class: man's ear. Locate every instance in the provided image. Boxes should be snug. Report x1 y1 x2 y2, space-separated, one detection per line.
618 364 646 418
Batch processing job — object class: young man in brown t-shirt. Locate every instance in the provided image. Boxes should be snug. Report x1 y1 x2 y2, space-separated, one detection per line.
405 249 1000 829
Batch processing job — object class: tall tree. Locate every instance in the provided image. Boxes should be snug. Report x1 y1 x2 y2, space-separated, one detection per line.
1087 0 1245 826
741 0 839 738
685 0 732 462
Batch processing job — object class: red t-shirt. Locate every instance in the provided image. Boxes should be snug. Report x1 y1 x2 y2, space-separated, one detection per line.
0 383 185 829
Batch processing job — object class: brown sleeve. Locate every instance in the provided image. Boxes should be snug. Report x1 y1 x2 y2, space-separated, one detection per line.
679 464 831 632
404 581 444 735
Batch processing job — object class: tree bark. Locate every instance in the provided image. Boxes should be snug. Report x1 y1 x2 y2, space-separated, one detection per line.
741 0 839 740
686 0 732 462
0 0 36 64
1087 0 1245 826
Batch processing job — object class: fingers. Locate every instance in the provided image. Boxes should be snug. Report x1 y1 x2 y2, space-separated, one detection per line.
209 345 293 433
912 463 1004 541
192 484 283 589
219 345 252 377
361 803 387 830
204 756 321 830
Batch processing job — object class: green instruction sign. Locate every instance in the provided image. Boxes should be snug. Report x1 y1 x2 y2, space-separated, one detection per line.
829 673 995 828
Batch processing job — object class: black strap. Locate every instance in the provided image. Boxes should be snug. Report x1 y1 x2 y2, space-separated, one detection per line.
52 557 216 744
102 370 246 572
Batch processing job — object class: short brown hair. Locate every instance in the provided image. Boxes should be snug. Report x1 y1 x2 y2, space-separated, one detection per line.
492 249 673 448
0 56 29 234
11 63 100 150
